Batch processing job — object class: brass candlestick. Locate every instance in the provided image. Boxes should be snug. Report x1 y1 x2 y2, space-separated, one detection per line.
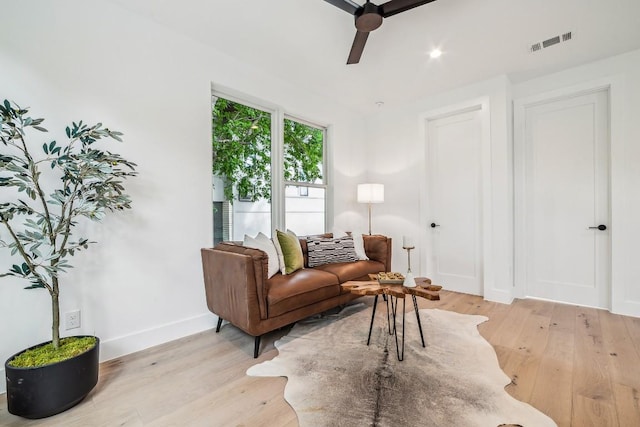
403 244 416 287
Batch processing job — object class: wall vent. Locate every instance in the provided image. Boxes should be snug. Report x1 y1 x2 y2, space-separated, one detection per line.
530 31 572 53
542 35 560 48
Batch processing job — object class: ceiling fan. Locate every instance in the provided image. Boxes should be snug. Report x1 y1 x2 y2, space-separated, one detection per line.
324 0 437 64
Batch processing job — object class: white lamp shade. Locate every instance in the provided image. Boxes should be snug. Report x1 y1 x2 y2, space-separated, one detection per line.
357 183 384 204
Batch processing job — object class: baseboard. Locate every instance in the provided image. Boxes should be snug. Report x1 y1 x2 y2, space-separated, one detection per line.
611 301 640 318
0 313 219 396
99 313 219 362
484 288 514 305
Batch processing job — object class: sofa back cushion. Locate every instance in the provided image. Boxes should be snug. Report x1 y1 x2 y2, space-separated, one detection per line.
306 235 359 267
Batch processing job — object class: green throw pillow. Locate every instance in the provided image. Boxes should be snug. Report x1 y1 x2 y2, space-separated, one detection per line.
277 230 304 274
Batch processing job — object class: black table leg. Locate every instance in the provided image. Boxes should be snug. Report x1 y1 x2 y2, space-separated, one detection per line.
386 294 395 335
393 297 406 361
367 294 379 346
412 295 426 348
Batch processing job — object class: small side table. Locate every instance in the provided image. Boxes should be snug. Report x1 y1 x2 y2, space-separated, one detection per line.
341 278 442 361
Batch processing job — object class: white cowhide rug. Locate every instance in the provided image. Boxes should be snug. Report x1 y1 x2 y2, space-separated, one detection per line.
247 304 557 427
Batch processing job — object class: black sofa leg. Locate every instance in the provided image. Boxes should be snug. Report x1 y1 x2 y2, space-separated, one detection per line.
254 335 261 358
216 317 223 333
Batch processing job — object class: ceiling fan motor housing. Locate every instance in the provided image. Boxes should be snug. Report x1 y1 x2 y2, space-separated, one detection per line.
355 2 383 32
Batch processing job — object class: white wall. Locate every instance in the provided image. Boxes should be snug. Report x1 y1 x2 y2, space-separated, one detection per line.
361 48 640 316
0 0 366 393
363 76 514 303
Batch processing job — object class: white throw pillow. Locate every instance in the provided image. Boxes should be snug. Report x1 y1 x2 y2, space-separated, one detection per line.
351 232 369 260
243 233 280 278
255 232 280 278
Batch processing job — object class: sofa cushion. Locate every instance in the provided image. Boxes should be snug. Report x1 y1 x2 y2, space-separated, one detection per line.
314 259 386 283
306 235 358 267
266 269 341 317
243 233 279 278
333 228 369 260
277 229 304 274
300 233 333 267
349 232 369 260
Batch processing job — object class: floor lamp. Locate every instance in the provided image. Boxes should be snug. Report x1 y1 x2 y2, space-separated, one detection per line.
357 183 384 235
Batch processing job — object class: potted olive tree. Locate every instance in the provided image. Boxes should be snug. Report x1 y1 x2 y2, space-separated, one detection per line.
0 100 137 418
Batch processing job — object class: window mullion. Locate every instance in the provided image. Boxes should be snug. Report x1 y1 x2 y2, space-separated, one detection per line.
283 181 326 189
323 126 330 233
271 109 285 232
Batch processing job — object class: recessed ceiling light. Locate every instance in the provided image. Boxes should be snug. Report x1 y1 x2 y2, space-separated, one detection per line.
429 49 442 59
375 101 384 107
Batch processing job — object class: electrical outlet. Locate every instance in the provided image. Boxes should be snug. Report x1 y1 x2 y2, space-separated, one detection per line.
65 310 81 330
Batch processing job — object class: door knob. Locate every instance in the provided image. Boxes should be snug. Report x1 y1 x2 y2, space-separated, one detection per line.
430 223 440 228
588 224 607 231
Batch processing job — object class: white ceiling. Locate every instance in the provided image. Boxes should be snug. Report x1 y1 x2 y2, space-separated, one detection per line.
109 0 640 114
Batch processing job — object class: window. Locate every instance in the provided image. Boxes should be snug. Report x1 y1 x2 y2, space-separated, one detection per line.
212 97 272 240
211 89 328 242
283 117 326 236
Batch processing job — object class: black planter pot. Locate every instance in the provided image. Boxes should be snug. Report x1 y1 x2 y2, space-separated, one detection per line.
5 336 100 419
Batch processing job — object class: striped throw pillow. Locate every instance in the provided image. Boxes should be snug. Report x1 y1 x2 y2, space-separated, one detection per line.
306 235 359 267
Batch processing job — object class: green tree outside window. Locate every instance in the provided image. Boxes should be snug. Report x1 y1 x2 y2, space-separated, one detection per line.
212 98 323 202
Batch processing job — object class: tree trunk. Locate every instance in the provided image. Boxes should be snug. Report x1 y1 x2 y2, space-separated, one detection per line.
51 279 60 349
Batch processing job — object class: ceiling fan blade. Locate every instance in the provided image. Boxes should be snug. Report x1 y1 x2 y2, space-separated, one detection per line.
324 0 360 15
380 0 437 18
347 30 370 64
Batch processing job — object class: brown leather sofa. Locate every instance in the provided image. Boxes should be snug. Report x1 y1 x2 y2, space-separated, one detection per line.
201 234 392 357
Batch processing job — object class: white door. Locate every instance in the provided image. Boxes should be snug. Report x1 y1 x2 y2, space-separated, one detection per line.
426 109 483 295
522 90 609 308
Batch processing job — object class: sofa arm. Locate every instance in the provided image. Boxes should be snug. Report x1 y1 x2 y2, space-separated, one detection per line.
363 234 392 272
201 244 269 334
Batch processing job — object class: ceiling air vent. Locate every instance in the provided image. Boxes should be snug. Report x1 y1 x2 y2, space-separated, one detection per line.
530 31 572 53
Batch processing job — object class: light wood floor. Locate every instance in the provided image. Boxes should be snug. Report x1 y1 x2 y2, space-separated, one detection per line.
2 291 640 426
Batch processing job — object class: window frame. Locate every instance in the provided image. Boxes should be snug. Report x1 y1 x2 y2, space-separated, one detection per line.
211 83 331 234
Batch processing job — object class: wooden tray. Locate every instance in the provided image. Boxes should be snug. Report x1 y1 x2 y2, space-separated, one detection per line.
372 272 404 284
